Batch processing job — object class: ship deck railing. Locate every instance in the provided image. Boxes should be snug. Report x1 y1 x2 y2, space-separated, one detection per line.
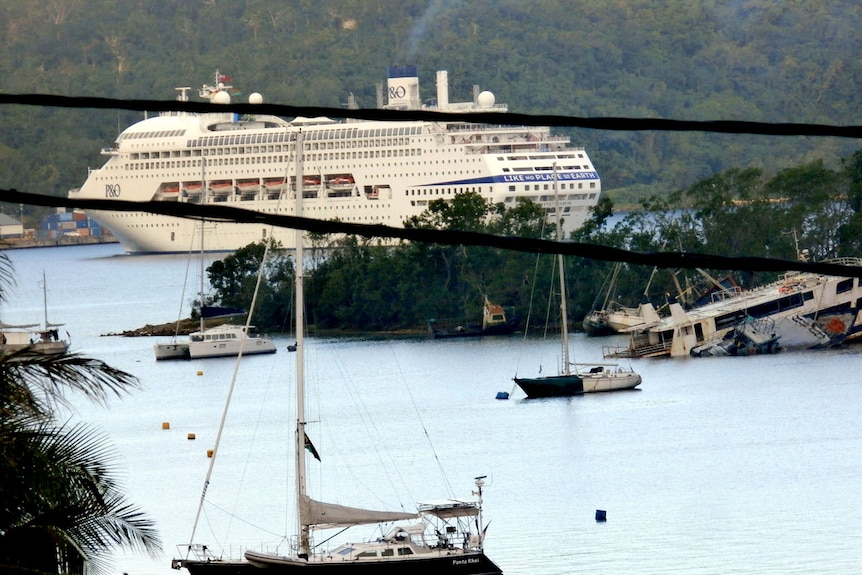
603 341 671 359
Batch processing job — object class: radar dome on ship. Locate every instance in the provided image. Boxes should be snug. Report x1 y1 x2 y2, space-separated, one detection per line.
213 91 231 104
477 91 495 108
249 92 263 105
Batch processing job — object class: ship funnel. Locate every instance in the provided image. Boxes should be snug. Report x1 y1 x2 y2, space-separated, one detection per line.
436 70 449 111
386 65 420 110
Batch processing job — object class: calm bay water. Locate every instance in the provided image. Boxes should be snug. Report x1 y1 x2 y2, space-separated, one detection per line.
5 244 862 574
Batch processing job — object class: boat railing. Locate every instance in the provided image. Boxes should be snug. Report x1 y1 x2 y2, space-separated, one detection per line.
708 286 743 303
603 341 670 359
821 256 862 269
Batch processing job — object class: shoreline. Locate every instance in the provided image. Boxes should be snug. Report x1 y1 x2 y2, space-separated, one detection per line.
1 236 119 250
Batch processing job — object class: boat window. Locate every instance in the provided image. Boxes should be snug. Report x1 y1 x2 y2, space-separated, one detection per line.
380 549 394 557
837 278 854 294
356 551 377 558
396 547 414 556
336 547 355 556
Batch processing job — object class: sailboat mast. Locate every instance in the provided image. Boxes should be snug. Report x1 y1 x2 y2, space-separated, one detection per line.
553 164 570 375
293 131 310 557
41 270 48 331
199 159 206 333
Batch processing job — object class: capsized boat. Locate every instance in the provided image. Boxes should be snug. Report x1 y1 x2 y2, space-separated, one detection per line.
690 316 782 357
514 167 641 398
607 257 862 359
174 131 502 575
583 262 661 336
428 297 518 338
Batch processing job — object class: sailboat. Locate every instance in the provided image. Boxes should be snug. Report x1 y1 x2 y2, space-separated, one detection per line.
513 166 641 398
154 161 277 361
0 270 70 356
175 132 502 574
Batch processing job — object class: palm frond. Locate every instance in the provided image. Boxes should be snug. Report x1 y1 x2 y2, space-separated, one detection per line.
0 420 161 575
0 252 14 304
0 351 140 419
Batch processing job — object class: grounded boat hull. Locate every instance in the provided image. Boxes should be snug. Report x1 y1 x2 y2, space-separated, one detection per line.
180 552 502 574
514 374 585 398
610 261 862 358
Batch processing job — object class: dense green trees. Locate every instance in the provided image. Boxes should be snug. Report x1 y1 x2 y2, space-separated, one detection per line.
1 1 860 225
0 254 161 574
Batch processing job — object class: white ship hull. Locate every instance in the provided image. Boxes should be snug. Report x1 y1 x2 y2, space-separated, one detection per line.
69 67 602 254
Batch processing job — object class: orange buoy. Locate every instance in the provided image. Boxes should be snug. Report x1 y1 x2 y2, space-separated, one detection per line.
197 370 203 376
207 449 214 458
187 433 196 440
162 422 170 430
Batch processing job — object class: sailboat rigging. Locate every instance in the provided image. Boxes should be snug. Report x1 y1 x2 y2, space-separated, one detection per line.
513 165 642 398
175 131 502 574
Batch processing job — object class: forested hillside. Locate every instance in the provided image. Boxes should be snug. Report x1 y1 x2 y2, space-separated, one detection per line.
0 0 859 222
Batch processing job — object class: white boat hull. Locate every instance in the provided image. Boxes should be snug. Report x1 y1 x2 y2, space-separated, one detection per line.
188 337 277 359
153 342 190 360
581 370 642 393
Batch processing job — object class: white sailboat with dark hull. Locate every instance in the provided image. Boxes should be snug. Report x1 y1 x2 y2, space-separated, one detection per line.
175 133 502 575
513 167 641 399
69 66 601 254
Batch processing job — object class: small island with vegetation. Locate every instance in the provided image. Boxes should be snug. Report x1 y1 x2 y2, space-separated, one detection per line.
121 150 862 338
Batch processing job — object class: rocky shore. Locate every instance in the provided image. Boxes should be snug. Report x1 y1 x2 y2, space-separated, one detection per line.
106 318 206 337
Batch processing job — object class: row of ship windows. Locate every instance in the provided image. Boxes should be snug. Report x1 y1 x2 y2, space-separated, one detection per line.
508 165 590 172
125 145 586 164
188 137 419 150
129 140 418 159
122 126 424 145
188 126 424 147
130 147 426 162
115 156 594 176
509 182 596 191
118 211 393 226
129 148 426 165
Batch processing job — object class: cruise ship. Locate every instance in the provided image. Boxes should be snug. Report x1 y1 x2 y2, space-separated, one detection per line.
68 66 602 253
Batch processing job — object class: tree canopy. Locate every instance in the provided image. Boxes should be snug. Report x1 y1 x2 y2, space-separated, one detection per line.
203 150 862 335
1 0 860 224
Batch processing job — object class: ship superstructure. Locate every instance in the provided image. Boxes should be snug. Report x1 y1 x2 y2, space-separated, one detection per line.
69 66 601 253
